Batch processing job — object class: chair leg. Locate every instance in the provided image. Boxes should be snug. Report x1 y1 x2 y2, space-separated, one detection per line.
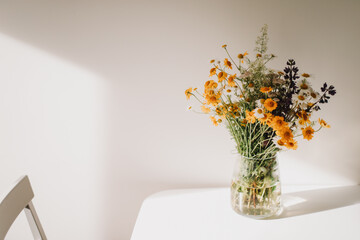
25 201 47 240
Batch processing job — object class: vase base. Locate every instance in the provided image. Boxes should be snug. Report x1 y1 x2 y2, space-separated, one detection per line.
232 204 283 219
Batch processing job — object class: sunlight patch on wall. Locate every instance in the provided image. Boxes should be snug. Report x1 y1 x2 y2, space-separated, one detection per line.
0 33 107 240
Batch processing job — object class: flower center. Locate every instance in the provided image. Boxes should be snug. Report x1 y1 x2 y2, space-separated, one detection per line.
300 83 308 89
298 95 305 101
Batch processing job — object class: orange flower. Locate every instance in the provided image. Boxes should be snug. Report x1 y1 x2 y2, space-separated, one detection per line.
210 116 218 126
217 71 227 82
260 87 272 93
210 59 215 63
256 53 262 58
302 73 310 78
224 58 232 69
238 51 248 63
240 119 247 126
209 68 216 76
258 113 273 125
302 126 315 140
205 93 221 106
264 98 277 112
318 118 330 128
238 51 248 58
271 116 288 131
297 110 311 126
278 127 293 142
204 83 221 106
215 105 227 118
277 139 285 147
222 44 227 48
201 105 211 113
285 139 298 150
185 88 192 100
227 74 237 87
245 110 256 124
204 80 218 91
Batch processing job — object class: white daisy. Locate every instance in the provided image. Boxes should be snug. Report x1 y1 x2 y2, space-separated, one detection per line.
253 107 265 119
255 99 265 108
308 89 320 100
296 79 311 93
293 92 308 109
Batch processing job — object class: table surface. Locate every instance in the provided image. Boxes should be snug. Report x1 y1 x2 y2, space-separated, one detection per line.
131 185 360 240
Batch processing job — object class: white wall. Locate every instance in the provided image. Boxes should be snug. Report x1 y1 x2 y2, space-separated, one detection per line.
0 0 359 239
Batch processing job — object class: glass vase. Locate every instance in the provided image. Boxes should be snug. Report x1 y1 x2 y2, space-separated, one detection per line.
230 154 282 219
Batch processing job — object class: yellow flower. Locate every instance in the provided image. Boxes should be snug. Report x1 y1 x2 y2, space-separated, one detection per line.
285 139 298 150
224 58 232 69
302 73 310 78
222 44 227 48
278 127 293 142
204 91 221 106
201 105 211 113
307 103 314 107
271 116 288 131
302 126 315 140
185 88 192 100
260 87 272 93
227 104 240 117
277 139 285 147
245 110 256 124
215 105 227 118
210 116 218 126
238 51 248 63
258 113 271 125
318 118 330 128
210 59 215 63
209 68 217 77
227 74 237 87
264 98 277 112
240 119 247 126
217 71 227 82
297 110 311 126
204 80 218 90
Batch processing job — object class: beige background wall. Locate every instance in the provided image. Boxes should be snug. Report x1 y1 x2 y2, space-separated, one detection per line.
0 0 359 239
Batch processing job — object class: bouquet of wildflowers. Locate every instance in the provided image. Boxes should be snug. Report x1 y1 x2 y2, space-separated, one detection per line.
185 25 336 217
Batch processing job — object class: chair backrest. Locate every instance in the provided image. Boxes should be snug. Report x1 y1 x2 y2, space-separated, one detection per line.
0 176 47 240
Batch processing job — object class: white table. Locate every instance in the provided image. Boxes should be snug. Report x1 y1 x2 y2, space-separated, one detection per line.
131 185 360 240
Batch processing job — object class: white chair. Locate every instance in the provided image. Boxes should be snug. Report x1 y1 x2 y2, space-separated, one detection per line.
0 176 47 240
